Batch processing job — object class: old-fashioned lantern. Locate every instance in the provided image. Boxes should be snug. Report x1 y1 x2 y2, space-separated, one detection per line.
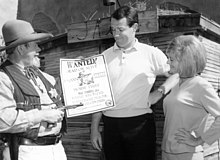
103 0 116 6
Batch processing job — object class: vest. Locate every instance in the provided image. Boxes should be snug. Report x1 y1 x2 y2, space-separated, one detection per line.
0 60 67 140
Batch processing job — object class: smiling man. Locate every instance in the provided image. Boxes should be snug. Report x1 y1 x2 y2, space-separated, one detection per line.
90 5 179 160
0 20 67 160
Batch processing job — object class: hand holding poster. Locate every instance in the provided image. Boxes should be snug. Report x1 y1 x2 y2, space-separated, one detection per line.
60 54 115 117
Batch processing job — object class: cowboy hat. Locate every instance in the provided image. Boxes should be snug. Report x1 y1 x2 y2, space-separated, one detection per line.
0 20 53 52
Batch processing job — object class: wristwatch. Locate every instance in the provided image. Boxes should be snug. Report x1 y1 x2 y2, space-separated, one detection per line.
157 86 166 95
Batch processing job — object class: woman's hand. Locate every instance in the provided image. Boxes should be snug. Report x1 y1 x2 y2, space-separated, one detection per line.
175 128 204 147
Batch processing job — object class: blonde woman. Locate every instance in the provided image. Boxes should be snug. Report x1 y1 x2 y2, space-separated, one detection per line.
161 35 220 160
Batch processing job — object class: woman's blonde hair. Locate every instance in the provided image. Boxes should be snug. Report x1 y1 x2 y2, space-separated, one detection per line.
166 35 207 78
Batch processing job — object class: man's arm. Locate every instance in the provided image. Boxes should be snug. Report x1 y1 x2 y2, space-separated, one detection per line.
0 71 64 133
90 112 103 151
149 73 179 105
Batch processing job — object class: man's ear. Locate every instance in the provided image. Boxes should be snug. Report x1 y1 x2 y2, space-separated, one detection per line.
16 44 26 56
132 23 138 32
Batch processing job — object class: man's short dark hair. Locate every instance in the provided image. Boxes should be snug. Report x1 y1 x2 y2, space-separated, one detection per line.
111 5 138 27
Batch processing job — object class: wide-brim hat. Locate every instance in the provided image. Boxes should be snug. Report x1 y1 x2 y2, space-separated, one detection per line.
0 20 53 52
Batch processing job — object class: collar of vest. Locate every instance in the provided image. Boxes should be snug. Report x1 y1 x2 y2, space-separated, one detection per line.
1 60 39 97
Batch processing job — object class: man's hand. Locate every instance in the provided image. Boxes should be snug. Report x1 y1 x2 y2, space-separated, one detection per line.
40 109 64 123
90 128 102 151
90 112 103 151
148 90 163 105
149 73 179 105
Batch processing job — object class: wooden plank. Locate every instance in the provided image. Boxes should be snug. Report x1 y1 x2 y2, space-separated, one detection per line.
137 10 158 34
200 15 220 37
201 35 220 159
67 17 112 43
67 10 158 43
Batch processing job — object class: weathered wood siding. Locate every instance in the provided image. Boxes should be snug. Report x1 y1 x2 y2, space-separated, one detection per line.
40 36 114 160
39 14 220 160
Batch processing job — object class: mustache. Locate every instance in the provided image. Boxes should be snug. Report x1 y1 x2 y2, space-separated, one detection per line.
34 55 44 60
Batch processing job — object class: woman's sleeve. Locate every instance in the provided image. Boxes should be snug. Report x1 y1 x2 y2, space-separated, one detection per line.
199 81 220 145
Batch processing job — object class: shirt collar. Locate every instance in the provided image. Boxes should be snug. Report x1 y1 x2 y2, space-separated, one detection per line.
9 60 25 73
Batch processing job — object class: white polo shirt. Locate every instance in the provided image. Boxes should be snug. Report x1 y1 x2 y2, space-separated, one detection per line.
102 39 169 117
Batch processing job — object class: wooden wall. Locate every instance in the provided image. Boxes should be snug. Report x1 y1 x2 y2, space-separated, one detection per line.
0 2 219 159
40 35 114 160
17 0 220 36
39 21 220 159
35 8 220 159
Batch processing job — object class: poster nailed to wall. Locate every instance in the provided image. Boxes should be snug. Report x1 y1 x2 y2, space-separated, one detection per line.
60 54 115 117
